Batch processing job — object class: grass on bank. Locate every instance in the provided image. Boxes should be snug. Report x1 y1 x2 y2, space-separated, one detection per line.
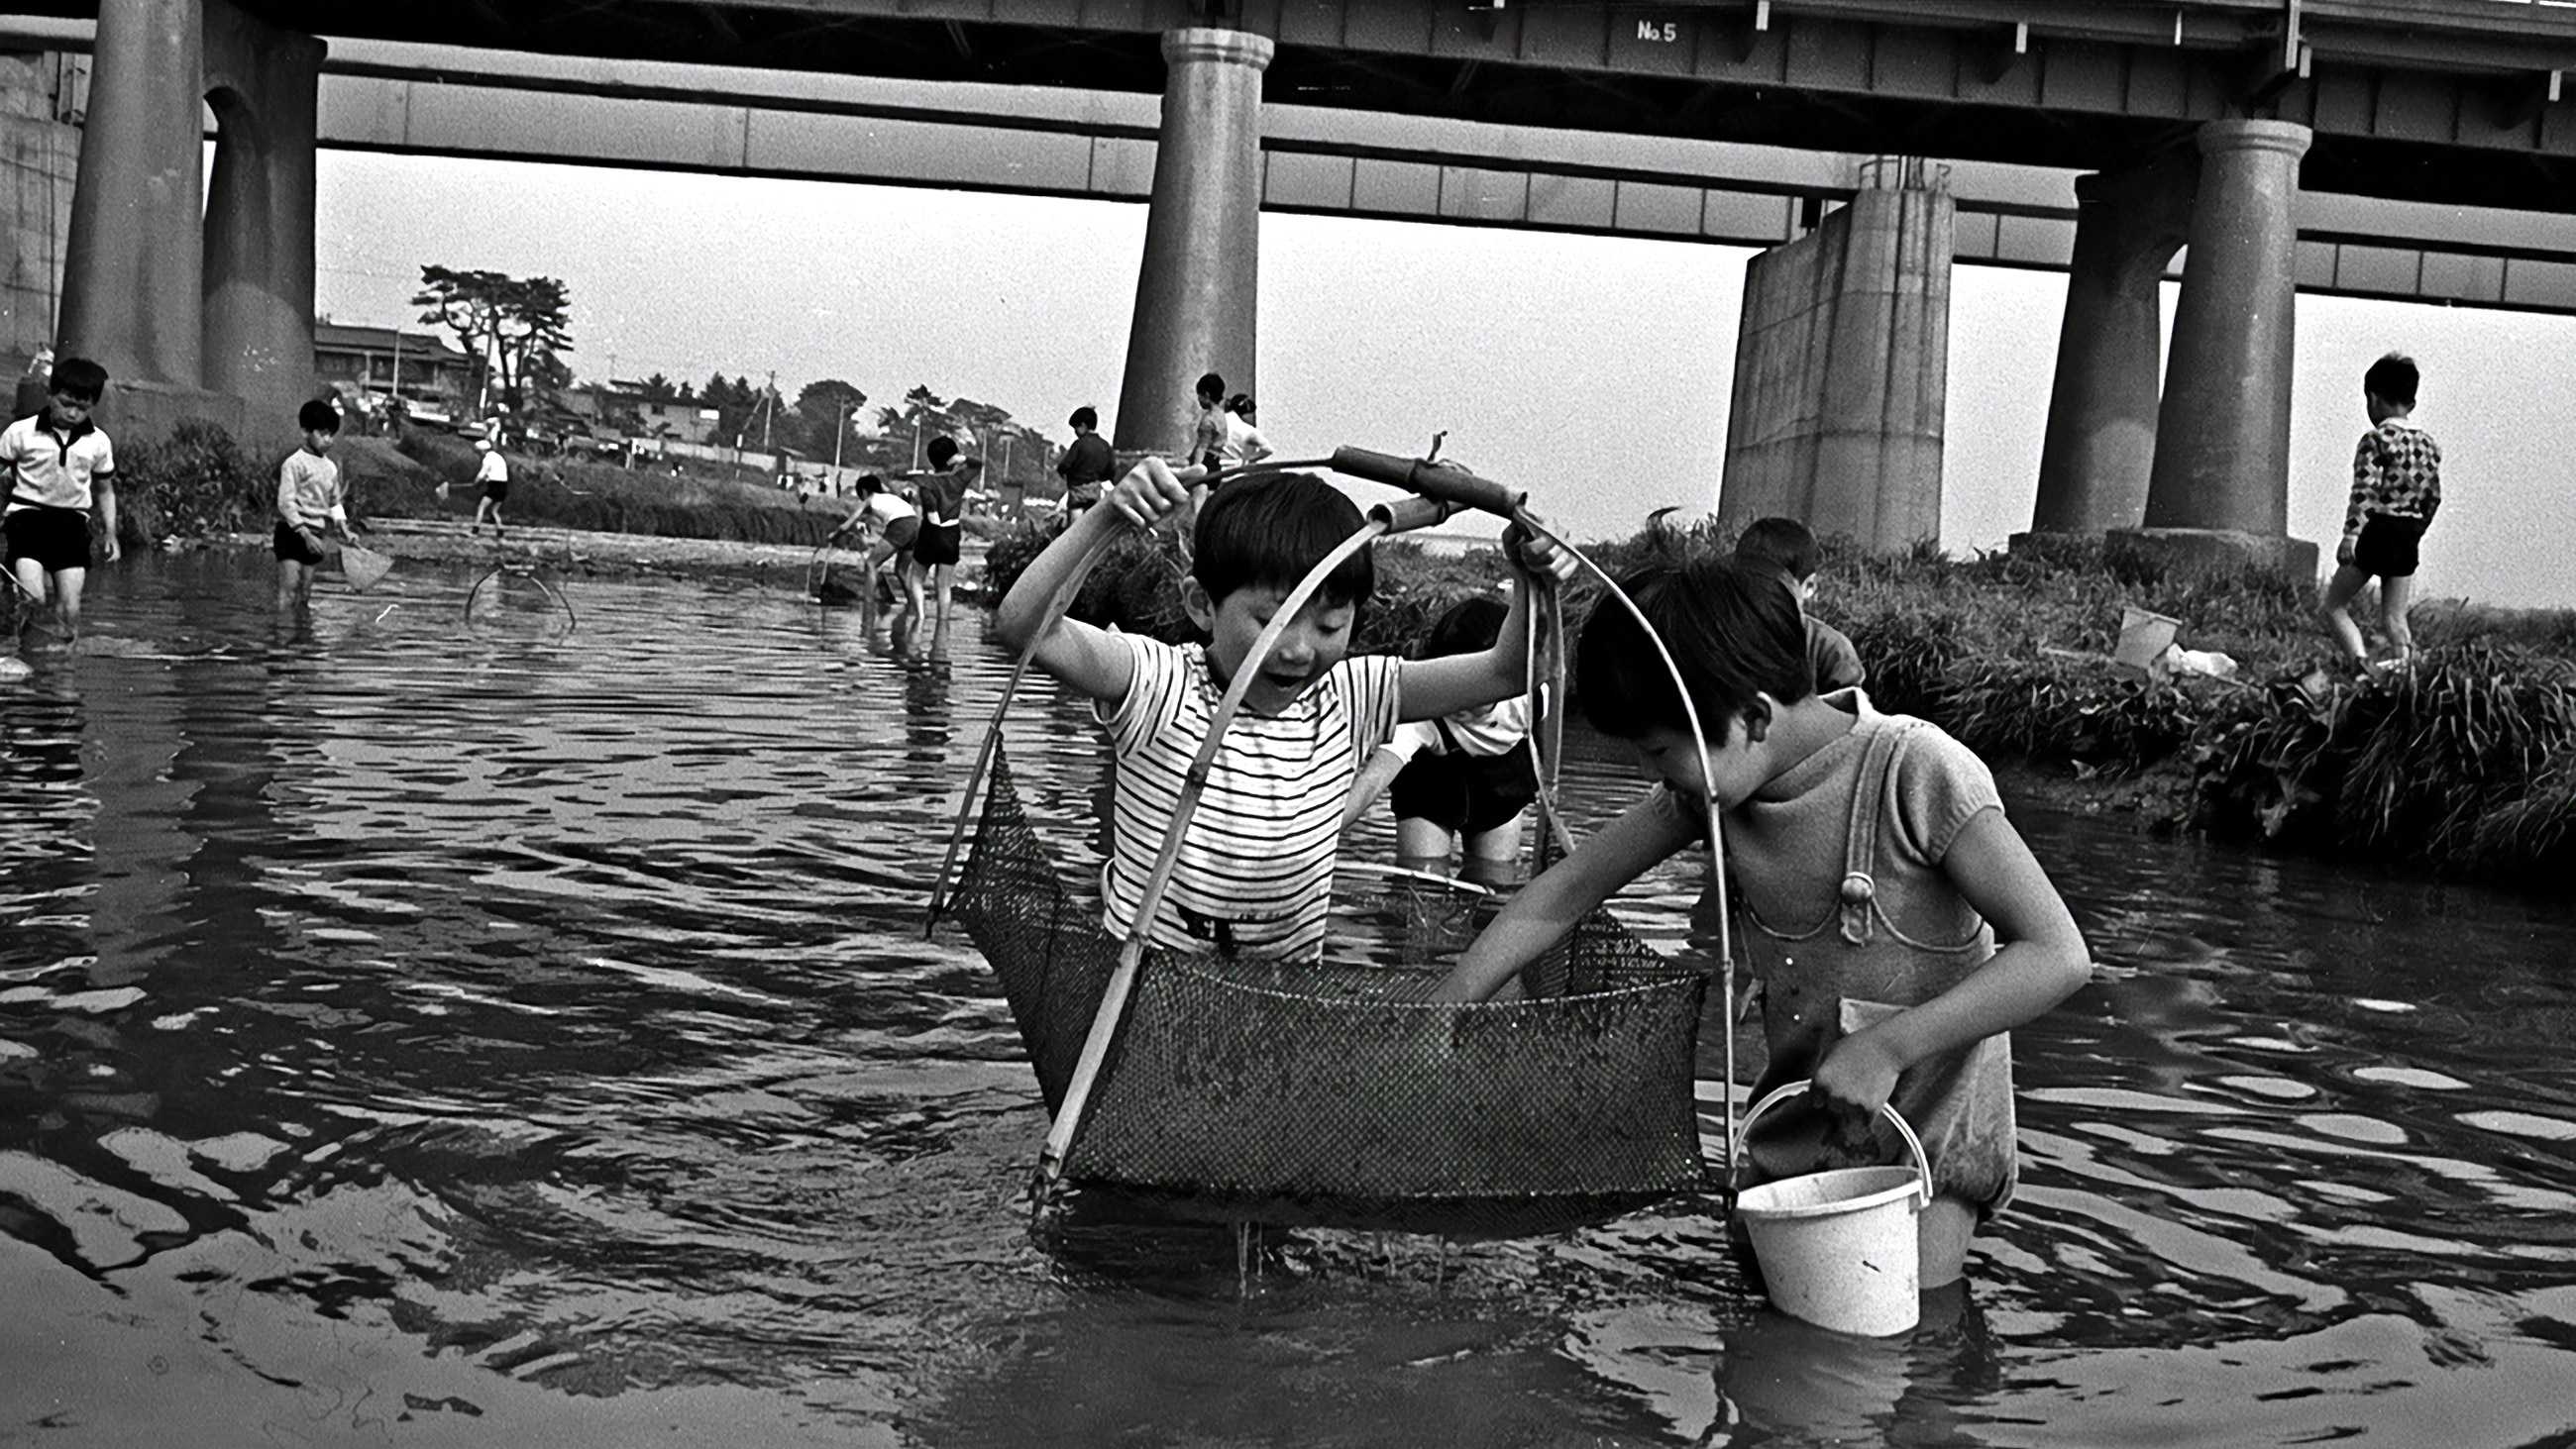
112 420 856 551
984 509 2576 885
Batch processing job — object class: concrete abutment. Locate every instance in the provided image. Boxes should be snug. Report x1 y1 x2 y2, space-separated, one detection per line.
1717 162 1951 554
1113 27 1270 459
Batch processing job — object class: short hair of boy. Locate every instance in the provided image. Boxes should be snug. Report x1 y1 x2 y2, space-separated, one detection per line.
1576 554 1812 739
1192 471 1373 610
298 398 341 434
854 473 884 495
2363 352 2418 406
925 436 959 468
1421 593 1508 660
1196 371 1226 405
1732 516 1821 582
49 356 106 403
1069 405 1097 431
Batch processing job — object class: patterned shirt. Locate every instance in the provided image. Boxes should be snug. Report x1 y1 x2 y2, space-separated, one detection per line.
2343 416 2441 539
1098 633 1402 960
1 411 114 513
275 449 345 533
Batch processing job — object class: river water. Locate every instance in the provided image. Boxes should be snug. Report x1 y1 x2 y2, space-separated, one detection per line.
3 549 2573 1448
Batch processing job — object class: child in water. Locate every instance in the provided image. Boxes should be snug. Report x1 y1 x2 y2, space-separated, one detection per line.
1342 593 1539 883
995 458 1563 961
1431 552 2091 1290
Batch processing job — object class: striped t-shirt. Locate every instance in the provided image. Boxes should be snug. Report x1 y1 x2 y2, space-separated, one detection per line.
1099 633 1402 960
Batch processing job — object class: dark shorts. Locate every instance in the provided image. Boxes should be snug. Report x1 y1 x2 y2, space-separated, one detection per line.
2353 512 2427 578
1388 748 1540 836
912 520 962 568
273 520 327 566
482 478 509 504
878 515 920 552
4 505 90 573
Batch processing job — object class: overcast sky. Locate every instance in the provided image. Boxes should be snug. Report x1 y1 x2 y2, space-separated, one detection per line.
316 151 2576 609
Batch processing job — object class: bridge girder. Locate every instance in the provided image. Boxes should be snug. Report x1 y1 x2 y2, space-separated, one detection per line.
49 0 2555 212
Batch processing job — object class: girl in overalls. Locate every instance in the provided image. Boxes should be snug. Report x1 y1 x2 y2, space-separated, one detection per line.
1431 553 2091 1289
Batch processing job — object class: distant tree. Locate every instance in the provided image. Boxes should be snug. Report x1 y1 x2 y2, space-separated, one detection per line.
640 372 678 402
793 378 868 462
412 265 574 414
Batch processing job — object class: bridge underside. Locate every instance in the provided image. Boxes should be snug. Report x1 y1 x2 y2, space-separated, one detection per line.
18 0 2560 214
299 40 2576 316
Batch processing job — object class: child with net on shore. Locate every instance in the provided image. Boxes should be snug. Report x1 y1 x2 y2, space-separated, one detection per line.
1430 550 2091 1290
993 457 1567 961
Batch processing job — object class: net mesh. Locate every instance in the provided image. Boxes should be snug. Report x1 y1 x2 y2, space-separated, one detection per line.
950 744 1709 1236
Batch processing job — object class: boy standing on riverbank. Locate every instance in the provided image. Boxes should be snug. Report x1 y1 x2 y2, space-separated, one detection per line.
1733 517 1867 693
275 399 353 609
2 356 118 643
2321 353 2440 673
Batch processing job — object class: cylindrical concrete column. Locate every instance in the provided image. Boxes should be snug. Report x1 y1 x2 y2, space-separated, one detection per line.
1113 28 1271 457
57 0 203 388
2140 120 2309 536
203 7 323 443
2028 157 2195 535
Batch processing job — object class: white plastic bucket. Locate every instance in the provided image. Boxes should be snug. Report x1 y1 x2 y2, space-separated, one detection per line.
1733 1081 1933 1337
2112 605 2181 674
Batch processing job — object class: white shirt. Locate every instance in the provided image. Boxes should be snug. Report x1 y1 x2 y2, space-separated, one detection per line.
1 411 114 512
276 449 346 532
1098 633 1401 960
476 450 508 484
1216 412 1272 467
1384 693 1532 763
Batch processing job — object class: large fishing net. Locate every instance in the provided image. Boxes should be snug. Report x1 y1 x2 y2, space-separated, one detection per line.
951 744 1709 1237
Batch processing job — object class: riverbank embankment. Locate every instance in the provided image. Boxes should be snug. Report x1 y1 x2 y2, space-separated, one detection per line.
981 512 2576 887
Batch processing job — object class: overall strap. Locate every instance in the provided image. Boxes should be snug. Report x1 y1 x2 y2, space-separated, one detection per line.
1837 715 1916 946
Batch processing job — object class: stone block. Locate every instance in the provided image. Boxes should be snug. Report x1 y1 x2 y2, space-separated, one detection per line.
2102 526 2318 587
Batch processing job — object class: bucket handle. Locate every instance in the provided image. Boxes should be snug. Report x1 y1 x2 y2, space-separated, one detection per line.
1738 1080 1933 1209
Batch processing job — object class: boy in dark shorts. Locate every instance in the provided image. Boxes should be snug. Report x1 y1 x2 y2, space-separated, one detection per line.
1342 594 1540 883
911 436 974 635
2321 353 2440 672
275 398 352 608
1 356 118 642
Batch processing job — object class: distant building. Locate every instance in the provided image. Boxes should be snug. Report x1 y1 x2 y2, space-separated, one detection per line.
563 381 722 445
312 322 477 419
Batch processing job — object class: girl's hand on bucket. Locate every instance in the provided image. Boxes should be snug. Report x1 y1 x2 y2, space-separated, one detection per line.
1810 1030 1903 1120
1108 459 1194 531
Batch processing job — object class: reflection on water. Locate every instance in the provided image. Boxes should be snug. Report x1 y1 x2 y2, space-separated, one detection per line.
4 549 2574 1447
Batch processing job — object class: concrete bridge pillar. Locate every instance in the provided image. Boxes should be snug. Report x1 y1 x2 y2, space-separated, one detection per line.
2114 119 2316 580
1717 161 1952 553
56 0 203 393
2025 155 2195 539
1114 28 1271 458
201 1 323 443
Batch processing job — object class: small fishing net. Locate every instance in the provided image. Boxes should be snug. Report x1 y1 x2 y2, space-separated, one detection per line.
951 744 1709 1237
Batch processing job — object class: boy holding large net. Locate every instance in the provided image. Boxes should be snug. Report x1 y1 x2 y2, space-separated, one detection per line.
993 458 1557 962
1431 552 2091 1289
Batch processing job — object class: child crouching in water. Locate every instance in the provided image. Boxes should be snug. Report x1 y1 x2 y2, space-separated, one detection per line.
1430 552 2090 1290
995 458 1559 961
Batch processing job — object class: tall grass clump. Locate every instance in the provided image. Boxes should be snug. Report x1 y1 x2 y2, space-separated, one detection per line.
2195 642 2576 882
114 420 268 548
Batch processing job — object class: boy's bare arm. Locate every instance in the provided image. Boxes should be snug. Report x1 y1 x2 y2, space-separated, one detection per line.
1428 795 1695 1002
94 476 119 563
991 459 1196 701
